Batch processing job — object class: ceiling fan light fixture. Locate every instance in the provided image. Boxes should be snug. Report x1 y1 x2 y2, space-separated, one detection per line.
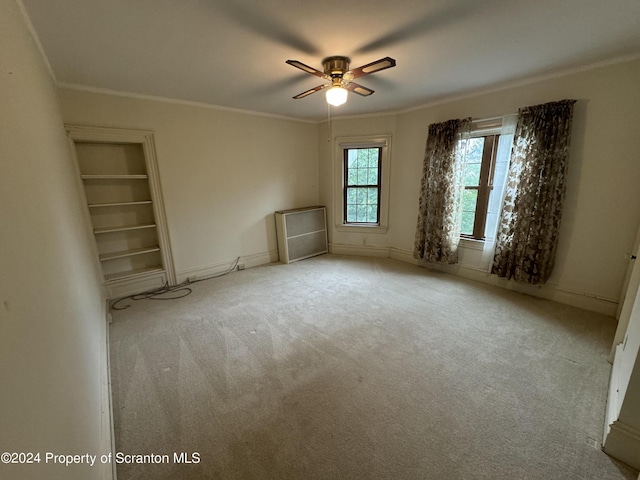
287 55 396 105
326 86 348 106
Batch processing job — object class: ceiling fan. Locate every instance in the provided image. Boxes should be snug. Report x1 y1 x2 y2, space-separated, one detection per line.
286 56 396 106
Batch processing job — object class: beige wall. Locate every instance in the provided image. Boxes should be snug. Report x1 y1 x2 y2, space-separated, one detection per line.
0 1 110 479
55 50 640 314
321 59 640 314
58 90 319 279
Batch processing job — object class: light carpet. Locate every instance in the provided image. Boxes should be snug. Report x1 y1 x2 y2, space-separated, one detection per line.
109 255 638 479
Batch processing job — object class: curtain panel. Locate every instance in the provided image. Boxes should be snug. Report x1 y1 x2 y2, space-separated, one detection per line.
414 118 472 264
491 99 576 285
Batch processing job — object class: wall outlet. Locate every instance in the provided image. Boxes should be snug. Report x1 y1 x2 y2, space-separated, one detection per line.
237 263 245 270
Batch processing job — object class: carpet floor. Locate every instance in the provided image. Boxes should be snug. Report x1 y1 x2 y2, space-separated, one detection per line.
109 255 638 479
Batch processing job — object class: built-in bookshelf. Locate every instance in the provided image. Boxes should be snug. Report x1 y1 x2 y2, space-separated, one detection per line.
67 126 175 298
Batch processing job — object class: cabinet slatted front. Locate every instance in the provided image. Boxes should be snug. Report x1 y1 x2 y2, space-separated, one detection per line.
275 206 328 264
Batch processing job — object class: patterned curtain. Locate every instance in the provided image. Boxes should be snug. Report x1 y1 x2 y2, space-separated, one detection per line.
414 118 472 264
491 99 576 284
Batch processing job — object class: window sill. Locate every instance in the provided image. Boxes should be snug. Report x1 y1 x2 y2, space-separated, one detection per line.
336 224 388 234
459 237 484 251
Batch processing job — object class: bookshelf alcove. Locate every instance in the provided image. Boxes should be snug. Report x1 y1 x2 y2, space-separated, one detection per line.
66 125 175 298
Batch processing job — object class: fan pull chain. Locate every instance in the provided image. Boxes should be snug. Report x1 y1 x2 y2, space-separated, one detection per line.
327 102 332 143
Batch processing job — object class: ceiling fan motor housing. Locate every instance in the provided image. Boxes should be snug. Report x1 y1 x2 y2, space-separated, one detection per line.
323 56 350 77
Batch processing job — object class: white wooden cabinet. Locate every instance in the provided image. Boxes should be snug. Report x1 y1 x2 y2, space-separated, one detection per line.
67 126 175 298
275 206 328 264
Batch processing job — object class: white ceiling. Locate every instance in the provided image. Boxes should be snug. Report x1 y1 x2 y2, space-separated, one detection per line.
21 0 640 122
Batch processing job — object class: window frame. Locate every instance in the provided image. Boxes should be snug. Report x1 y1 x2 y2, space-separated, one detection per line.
461 134 500 241
334 135 391 234
343 146 383 225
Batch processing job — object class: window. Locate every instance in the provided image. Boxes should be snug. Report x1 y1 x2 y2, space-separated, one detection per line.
334 135 391 233
461 134 500 240
344 147 382 224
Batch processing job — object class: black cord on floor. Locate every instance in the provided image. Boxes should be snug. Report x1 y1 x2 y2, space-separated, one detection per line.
110 257 241 311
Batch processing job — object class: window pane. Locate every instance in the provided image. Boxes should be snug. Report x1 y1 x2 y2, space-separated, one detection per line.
460 211 475 236
347 205 357 222
366 204 377 222
464 163 481 186
356 205 368 222
466 138 484 162
347 150 358 168
347 168 357 185
462 188 478 213
367 187 378 205
367 149 379 167
346 187 357 204
356 149 369 168
359 168 370 185
346 148 381 186
461 189 477 235
345 186 379 223
348 167 371 186
367 167 379 185
353 168 361 185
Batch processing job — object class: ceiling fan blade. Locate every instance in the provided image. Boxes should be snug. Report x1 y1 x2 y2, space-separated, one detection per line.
348 57 396 79
286 60 326 78
345 82 375 97
292 84 327 99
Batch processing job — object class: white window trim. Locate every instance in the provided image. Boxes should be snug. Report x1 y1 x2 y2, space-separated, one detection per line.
334 134 391 234
471 126 502 138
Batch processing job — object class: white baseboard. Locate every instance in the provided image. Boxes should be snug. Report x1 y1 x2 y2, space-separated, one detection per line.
176 250 278 283
329 243 392 258
105 271 168 300
603 420 640 470
329 244 618 316
243 249 279 268
390 247 420 265
421 258 618 316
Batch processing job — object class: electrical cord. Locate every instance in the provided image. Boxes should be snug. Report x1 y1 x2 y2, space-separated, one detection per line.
110 257 241 311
